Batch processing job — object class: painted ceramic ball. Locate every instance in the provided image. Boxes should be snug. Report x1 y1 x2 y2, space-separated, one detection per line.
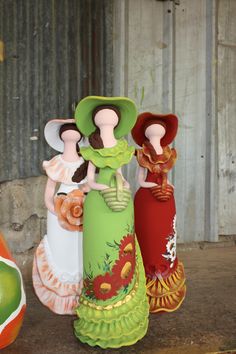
0 233 26 349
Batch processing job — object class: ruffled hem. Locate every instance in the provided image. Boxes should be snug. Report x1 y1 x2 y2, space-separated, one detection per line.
74 240 149 348
32 238 83 315
80 140 134 169
34 238 83 294
33 257 80 315
146 261 186 313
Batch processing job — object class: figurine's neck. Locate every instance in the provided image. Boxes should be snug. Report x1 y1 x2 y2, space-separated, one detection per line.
62 141 79 162
100 126 117 148
149 136 163 155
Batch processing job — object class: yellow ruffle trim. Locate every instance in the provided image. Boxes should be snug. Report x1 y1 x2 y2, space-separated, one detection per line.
146 261 186 313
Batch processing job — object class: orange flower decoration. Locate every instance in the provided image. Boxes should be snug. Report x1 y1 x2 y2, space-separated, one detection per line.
54 189 84 231
93 273 118 300
119 234 135 258
112 254 135 287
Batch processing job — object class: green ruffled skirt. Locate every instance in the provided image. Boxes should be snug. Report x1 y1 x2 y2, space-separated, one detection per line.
74 240 149 348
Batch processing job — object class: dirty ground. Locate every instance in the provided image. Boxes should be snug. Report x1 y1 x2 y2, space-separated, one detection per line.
1 246 236 354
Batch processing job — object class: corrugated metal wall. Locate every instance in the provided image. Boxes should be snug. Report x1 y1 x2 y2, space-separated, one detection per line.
218 0 236 236
1 0 235 243
0 0 113 182
113 0 220 243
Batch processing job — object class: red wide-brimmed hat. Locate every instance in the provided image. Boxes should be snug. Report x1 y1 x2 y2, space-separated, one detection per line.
131 112 178 147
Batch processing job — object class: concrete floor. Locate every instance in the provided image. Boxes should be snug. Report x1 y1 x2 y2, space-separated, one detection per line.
1 246 236 354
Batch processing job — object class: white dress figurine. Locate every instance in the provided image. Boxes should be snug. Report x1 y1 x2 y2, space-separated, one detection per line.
32 119 88 314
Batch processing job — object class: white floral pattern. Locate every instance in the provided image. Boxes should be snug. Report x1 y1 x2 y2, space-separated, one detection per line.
162 215 177 268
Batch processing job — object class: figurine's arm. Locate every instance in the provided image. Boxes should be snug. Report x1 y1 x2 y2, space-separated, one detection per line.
79 183 91 193
44 177 57 214
87 161 109 191
117 167 130 189
138 166 158 188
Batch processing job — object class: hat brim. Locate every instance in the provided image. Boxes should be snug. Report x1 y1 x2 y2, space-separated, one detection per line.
44 119 85 152
131 112 178 147
75 96 138 138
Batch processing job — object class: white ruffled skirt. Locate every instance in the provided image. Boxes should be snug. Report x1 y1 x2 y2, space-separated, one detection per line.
33 185 83 315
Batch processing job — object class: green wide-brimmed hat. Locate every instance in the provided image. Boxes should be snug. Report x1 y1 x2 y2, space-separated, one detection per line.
75 96 138 138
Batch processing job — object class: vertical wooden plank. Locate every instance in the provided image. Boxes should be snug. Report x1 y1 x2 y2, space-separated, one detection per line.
169 0 208 243
113 0 127 97
113 0 219 242
218 0 236 235
162 0 175 114
117 0 164 191
204 0 218 242
127 0 163 112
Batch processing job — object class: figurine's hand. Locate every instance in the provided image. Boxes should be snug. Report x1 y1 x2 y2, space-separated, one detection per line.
99 184 110 191
148 182 159 188
123 180 130 189
87 180 109 191
45 200 56 215
80 183 91 193
140 181 158 188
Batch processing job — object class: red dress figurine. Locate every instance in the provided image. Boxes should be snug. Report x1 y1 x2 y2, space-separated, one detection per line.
132 112 186 313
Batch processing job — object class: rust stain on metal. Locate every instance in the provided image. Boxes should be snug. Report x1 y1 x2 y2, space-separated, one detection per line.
0 40 5 62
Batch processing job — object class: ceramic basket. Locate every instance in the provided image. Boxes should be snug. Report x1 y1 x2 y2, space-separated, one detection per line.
100 172 131 212
150 184 174 202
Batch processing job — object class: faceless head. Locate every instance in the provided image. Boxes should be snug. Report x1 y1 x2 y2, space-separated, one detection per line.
59 123 82 143
145 123 166 140
94 108 119 129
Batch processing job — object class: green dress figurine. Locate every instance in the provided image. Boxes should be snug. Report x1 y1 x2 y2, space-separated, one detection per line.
74 96 149 348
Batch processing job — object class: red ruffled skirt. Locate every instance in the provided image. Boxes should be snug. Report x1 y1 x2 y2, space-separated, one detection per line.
134 184 186 313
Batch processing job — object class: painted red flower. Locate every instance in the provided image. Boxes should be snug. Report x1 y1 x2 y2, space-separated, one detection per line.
111 254 135 287
93 273 118 300
119 234 135 258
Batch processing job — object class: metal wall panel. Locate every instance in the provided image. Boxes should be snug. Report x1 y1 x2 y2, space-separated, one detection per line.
174 0 218 242
218 0 236 235
0 0 113 182
113 0 219 242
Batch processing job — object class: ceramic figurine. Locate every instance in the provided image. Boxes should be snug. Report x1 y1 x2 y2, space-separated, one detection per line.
73 96 149 348
32 119 88 315
132 112 186 313
0 232 26 349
